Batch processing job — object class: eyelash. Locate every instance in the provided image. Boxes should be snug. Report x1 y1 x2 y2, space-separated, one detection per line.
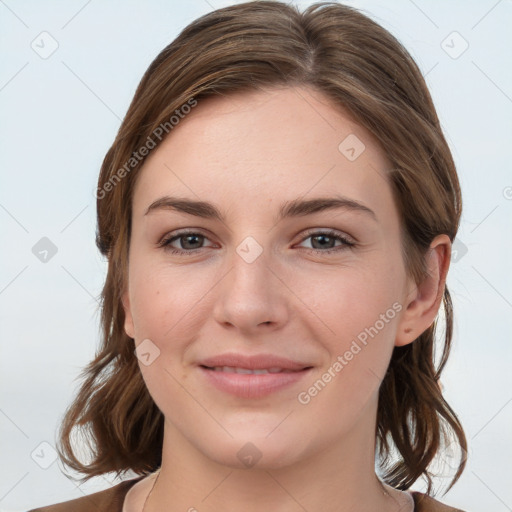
157 229 355 256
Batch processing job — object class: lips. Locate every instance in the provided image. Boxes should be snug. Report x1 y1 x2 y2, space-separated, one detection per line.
208 366 297 374
198 353 311 372
198 353 313 398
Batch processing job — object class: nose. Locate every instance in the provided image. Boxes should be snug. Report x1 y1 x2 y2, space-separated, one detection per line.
212 244 290 334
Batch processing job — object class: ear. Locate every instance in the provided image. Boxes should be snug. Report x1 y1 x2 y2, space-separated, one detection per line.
395 234 451 347
121 289 135 339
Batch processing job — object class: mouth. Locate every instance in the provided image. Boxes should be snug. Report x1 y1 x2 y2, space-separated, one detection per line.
197 355 313 399
200 365 306 374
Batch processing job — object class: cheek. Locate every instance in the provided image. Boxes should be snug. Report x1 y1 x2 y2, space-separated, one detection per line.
304 260 403 336
295 286 401 436
129 275 168 340
303 259 404 387
128 260 213 347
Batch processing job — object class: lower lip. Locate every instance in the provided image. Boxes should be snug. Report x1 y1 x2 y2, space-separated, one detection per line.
199 366 312 399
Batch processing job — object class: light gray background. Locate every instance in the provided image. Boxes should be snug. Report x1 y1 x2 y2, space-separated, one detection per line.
1 1 511 511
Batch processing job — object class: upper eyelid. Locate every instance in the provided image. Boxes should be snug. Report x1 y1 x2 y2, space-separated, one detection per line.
160 229 215 244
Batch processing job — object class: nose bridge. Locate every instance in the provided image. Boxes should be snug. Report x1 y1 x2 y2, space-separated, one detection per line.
232 236 271 292
212 234 288 330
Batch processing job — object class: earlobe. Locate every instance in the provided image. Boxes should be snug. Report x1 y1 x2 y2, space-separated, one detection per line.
122 291 135 339
395 235 451 347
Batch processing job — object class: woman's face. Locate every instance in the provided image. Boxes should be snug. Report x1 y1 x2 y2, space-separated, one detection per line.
123 86 415 469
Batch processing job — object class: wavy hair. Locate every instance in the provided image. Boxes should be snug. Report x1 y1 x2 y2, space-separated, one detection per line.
56 0 467 495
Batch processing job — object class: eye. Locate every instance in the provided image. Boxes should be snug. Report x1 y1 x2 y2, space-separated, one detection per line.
296 229 355 254
158 228 355 256
158 230 215 255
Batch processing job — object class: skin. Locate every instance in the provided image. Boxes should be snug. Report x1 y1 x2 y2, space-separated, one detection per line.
121 85 451 512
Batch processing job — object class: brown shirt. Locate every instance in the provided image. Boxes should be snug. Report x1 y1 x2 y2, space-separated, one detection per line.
27 476 466 512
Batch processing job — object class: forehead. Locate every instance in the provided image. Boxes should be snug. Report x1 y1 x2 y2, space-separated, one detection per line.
132 86 394 219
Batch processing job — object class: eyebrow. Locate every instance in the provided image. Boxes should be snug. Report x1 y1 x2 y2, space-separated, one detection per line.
144 195 377 222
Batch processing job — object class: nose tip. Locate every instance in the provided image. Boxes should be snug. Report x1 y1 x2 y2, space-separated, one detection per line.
212 256 289 332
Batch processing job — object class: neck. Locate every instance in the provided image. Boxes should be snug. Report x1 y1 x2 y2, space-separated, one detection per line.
144 400 412 512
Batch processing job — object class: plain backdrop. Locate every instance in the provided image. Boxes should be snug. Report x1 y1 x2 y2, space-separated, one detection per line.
0 1 511 511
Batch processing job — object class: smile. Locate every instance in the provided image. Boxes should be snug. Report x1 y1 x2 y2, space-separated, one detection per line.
199 365 312 398
206 366 298 374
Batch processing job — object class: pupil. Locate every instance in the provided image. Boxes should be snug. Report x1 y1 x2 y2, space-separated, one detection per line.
313 235 333 249
183 235 202 249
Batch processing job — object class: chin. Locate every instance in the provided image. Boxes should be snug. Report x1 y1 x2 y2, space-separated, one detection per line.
199 430 310 471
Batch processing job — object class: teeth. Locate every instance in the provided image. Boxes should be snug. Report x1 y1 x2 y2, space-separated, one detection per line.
210 366 295 374
235 367 254 374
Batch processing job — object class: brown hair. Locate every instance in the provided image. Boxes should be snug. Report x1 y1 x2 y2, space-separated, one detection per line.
57 0 467 495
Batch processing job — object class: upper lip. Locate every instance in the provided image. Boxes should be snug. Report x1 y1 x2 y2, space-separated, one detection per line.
198 353 312 371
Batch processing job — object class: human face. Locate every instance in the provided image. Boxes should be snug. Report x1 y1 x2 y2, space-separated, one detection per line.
123 86 412 470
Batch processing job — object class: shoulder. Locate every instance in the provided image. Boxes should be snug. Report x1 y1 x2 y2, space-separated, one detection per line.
411 491 466 512
27 477 144 512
